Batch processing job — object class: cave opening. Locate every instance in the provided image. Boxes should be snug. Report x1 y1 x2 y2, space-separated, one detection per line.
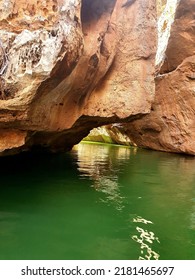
81 123 134 147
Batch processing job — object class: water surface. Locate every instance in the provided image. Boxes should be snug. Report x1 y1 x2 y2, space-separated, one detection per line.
0 142 195 260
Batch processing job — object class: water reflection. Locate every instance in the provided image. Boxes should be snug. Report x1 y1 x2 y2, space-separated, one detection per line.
73 143 161 259
1 142 195 259
72 143 195 259
132 216 160 260
74 142 132 177
73 142 133 210
190 199 195 233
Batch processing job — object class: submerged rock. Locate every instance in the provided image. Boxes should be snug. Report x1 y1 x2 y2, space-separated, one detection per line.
0 0 157 155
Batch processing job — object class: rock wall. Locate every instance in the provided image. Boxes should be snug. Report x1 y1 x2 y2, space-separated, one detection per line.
125 0 195 155
160 0 195 74
0 0 157 155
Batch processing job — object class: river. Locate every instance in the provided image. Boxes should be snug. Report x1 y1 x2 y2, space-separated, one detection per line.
0 142 195 260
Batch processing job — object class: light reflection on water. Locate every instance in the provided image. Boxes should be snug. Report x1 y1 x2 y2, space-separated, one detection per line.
0 142 195 259
73 143 133 211
73 142 195 260
132 216 160 260
74 143 161 258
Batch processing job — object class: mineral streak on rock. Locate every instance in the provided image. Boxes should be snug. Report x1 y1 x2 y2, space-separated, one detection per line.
0 0 157 155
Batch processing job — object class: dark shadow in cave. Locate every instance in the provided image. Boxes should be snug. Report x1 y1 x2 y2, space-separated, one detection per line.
81 0 117 30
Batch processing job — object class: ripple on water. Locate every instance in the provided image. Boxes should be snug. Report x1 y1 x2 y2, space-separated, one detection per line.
132 216 160 260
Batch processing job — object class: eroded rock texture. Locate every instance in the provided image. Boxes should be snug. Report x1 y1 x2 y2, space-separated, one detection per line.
160 0 195 74
0 0 156 155
125 0 195 155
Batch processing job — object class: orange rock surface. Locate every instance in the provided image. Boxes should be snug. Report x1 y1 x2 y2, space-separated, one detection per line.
125 0 195 155
0 0 156 155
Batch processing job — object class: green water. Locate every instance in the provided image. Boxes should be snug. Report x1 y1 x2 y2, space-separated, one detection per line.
0 142 195 260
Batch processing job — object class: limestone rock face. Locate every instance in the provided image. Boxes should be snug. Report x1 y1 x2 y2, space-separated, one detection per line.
160 0 195 73
0 0 156 155
126 57 195 155
125 0 195 155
